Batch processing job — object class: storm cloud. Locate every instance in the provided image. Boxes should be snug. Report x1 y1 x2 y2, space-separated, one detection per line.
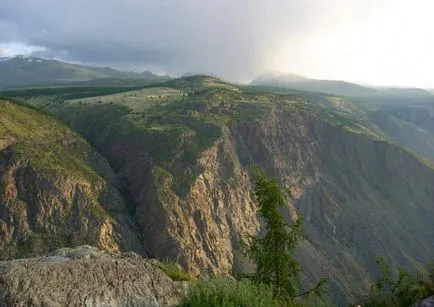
0 0 306 79
1 0 434 86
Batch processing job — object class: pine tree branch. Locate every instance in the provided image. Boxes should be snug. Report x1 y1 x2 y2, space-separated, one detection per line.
295 277 328 298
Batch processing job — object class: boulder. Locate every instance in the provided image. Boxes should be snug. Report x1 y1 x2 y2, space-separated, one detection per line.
0 245 187 307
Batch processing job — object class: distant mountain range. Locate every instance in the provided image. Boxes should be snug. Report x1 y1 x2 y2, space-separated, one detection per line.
2 56 432 97
251 72 433 97
0 55 170 87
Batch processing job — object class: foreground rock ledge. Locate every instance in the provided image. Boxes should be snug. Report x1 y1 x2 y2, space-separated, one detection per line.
0 245 187 307
413 296 434 307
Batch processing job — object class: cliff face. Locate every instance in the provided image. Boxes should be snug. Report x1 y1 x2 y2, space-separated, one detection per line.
0 100 141 259
18 77 434 304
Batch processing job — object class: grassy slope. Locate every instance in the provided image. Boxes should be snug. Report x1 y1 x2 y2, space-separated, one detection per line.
0 100 108 182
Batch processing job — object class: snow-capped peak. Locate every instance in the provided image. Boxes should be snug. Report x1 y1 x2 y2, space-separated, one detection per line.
0 57 12 62
0 55 46 64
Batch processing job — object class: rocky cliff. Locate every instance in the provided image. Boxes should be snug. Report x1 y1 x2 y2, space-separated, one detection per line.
0 100 142 259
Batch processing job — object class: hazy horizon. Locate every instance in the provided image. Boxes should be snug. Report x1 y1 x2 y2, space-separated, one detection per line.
1 0 433 88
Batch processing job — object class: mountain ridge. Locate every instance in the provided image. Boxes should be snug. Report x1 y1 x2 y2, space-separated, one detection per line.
0 56 170 87
251 72 434 97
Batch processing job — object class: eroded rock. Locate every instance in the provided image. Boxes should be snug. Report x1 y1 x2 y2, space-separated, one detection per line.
0 245 187 307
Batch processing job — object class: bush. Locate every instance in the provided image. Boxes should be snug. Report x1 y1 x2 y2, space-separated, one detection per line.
156 260 192 282
178 277 280 307
361 258 434 307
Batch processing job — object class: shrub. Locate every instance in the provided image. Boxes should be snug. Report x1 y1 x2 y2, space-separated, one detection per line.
361 257 434 307
156 260 192 282
178 277 279 307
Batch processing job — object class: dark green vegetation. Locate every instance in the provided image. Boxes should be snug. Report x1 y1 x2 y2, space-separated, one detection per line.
359 258 434 306
179 278 332 307
2 75 434 306
0 55 169 87
1 84 157 101
179 278 279 307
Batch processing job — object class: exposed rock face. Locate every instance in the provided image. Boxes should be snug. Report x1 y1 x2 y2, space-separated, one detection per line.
0 245 187 307
0 101 142 259
132 129 260 277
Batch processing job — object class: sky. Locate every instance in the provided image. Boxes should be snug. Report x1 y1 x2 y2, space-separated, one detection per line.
0 0 433 87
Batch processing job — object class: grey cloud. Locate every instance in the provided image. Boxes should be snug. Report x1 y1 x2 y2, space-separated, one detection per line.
31 42 172 68
0 0 313 79
0 48 11 57
2 0 428 87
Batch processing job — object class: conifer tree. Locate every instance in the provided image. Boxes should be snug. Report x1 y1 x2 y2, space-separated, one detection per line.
243 167 304 301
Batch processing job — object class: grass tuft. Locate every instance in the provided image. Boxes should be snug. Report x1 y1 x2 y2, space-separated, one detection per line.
157 260 193 282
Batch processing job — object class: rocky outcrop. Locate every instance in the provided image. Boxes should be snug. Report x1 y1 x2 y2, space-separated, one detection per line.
0 245 187 307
